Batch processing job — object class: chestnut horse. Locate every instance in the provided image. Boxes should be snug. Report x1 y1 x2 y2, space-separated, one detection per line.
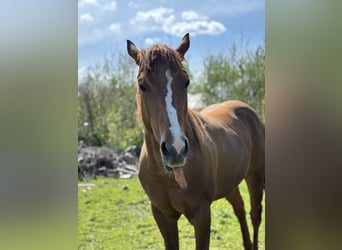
127 33 265 250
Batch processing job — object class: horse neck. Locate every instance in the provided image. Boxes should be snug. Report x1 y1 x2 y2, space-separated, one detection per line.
143 131 166 173
185 109 205 148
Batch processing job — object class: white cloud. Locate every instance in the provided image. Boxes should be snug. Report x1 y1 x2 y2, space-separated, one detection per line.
166 20 226 37
128 1 139 8
145 37 162 46
80 13 94 23
130 7 226 37
104 0 117 11
181 10 207 21
130 7 175 32
133 7 174 24
109 23 120 33
79 0 99 7
144 38 154 46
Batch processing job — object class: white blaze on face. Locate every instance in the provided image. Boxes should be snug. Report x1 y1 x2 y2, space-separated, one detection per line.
165 69 185 154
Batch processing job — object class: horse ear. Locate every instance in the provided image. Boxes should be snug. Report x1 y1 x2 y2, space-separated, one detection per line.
127 40 140 65
176 33 190 58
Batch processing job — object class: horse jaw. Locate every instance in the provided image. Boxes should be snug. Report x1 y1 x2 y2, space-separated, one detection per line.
173 167 188 189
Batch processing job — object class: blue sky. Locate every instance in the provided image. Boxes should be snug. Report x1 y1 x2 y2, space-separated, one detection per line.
78 0 264 81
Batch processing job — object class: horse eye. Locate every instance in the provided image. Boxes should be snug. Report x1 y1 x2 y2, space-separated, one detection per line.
139 84 147 92
138 79 147 92
185 80 190 88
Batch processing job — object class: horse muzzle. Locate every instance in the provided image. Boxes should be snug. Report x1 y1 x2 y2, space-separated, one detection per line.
160 138 189 168
160 138 189 189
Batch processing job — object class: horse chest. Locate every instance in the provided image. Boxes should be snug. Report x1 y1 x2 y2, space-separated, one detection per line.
168 190 202 214
140 174 203 215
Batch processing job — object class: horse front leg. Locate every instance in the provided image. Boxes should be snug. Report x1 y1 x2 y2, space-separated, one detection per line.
187 203 211 250
151 204 180 250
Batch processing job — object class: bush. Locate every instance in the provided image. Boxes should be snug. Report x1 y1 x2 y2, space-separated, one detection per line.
78 53 143 150
190 42 265 120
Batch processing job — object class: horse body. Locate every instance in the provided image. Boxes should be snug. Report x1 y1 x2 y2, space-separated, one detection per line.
200 100 265 199
127 33 264 250
139 99 264 209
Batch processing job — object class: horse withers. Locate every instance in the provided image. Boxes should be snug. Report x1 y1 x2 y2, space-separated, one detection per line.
127 33 265 250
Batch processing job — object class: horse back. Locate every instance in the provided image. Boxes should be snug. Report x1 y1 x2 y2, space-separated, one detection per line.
200 100 264 149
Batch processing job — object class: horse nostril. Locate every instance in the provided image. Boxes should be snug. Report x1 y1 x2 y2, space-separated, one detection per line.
183 139 189 156
161 142 170 156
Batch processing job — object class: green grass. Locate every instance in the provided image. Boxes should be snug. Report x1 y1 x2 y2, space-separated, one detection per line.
78 177 265 250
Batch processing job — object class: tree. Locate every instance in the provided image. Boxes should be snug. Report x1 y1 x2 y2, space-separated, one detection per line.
78 53 143 149
189 42 265 120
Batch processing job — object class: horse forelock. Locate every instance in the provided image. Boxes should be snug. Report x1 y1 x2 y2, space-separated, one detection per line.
140 44 184 75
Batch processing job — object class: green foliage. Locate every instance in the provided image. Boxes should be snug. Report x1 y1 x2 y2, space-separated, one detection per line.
78 53 143 149
78 177 265 249
189 42 265 120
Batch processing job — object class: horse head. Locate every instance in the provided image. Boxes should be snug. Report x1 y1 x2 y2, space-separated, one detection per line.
127 34 190 187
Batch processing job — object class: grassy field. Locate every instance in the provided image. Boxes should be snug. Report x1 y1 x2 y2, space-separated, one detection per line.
78 177 265 250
